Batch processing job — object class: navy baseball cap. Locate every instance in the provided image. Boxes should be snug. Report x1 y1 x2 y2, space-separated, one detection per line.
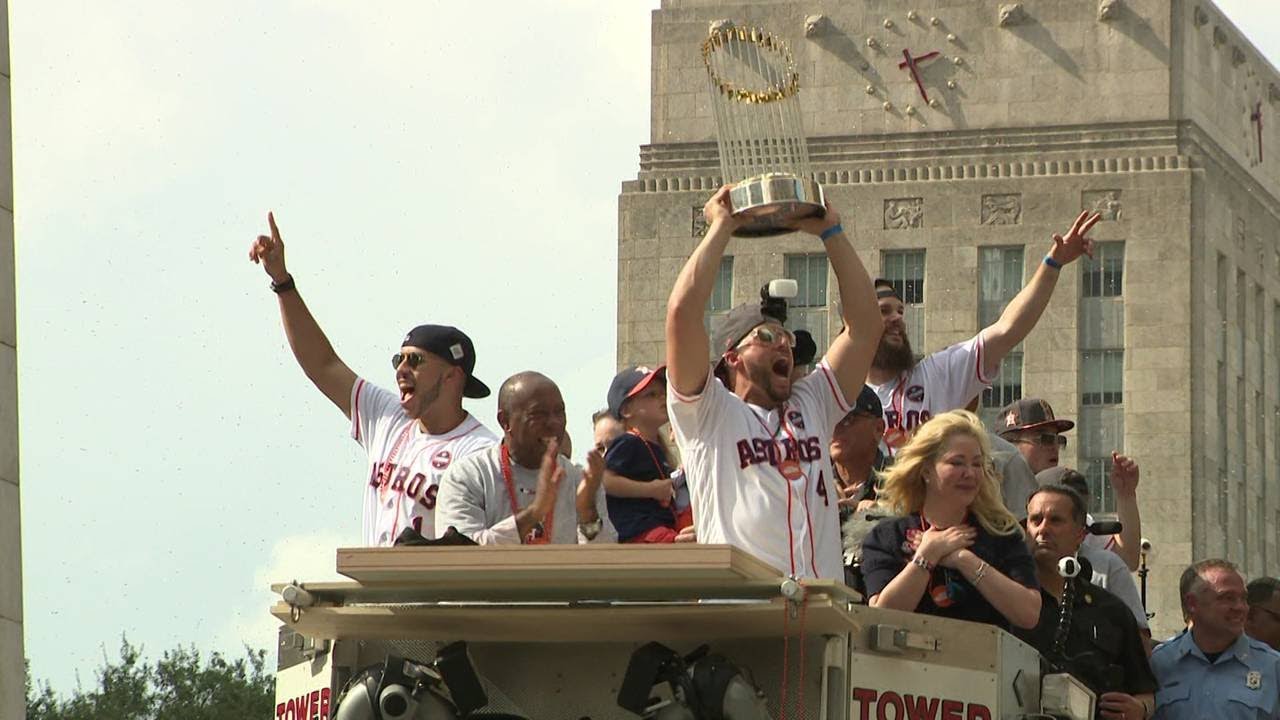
841 386 883 421
607 365 667 419
792 329 817 367
401 325 490 399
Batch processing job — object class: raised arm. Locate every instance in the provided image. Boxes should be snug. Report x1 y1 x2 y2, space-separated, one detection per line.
665 187 741 396
1107 453 1142 571
981 211 1100 376
793 206 881 402
249 212 357 418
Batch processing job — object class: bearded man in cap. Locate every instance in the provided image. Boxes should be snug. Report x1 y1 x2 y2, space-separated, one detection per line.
867 211 1101 455
664 187 881 580
250 213 498 547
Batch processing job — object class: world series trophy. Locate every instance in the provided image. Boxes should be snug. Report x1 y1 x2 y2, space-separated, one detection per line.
703 24 824 237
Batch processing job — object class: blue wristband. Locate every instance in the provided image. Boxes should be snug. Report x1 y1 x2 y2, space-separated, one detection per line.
820 223 843 241
1043 254 1063 270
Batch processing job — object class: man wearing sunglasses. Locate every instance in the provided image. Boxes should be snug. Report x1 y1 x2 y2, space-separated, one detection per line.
1246 577 1280 652
664 187 881 581
999 397 1144 571
249 213 498 547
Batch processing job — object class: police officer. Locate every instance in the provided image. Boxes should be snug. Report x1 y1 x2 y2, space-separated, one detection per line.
1016 485 1156 720
1151 559 1280 720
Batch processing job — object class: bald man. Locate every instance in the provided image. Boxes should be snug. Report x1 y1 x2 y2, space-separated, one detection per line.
435 372 616 545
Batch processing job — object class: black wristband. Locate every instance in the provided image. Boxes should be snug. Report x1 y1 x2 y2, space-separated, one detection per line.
270 274 296 294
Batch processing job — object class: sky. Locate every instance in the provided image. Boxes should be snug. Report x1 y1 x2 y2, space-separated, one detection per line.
12 0 1280 695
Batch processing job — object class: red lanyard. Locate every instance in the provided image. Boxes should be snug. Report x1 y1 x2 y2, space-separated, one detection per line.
500 444 553 545
377 424 416 505
628 430 669 479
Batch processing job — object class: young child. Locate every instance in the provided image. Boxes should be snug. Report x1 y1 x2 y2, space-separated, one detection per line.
602 366 689 543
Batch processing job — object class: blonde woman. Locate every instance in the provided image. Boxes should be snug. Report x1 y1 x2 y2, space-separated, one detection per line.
860 410 1041 630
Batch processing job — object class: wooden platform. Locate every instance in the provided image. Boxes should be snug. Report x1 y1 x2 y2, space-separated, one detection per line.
270 545 865 642
330 544 795 602
270 595 858 643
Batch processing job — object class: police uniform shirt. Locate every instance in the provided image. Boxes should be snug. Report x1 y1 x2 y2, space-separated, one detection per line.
1151 630 1280 720
1013 582 1156 699
860 514 1039 630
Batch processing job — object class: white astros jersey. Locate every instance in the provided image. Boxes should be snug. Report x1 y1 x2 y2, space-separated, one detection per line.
869 332 994 455
350 378 499 547
667 361 849 580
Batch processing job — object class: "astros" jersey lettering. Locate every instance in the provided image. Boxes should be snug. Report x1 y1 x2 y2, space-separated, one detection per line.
351 378 499 546
668 361 849 580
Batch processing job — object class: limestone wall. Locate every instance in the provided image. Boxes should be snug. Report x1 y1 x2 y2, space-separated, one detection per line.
0 0 20 716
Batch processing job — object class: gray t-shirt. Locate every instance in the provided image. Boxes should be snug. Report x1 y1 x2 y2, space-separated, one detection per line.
989 433 1037 522
435 444 616 545
1080 542 1149 630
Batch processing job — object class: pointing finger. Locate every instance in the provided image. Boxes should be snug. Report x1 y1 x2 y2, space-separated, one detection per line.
268 211 281 242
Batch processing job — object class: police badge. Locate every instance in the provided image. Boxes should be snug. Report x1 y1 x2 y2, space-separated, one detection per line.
1247 670 1262 690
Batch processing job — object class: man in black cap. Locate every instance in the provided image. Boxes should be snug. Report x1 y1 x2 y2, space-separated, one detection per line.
831 387 886 517
867 211 1101 455
1002 397 1143 571
249 213 498 546
996 397 1075 474
665 187 881 580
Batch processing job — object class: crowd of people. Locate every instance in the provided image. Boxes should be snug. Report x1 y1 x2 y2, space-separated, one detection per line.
250 188 1280 718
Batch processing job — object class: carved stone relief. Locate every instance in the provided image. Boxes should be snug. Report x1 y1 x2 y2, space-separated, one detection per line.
1098 0 1121 22
1083 190 1122 221
998 3 1026 27
691 206 709 237
885 198 924 229
1234 217 1245 249
981 194 1022 225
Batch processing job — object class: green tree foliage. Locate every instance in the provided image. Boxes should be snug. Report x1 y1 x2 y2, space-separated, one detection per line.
26 636 274 720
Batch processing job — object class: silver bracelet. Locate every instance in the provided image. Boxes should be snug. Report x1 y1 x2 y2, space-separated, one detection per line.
911 553 934 572
971 560 989 587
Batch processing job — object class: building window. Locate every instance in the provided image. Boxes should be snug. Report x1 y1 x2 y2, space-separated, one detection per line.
1080 350 1123 405
1238 376 1248 570
1082 242 1124 297
1218 360 1229 536
785 253 830 357
881 250 926 356
1258 389 1266 571
1078 242 1124 513
704 255 734 334
978 247 1025 425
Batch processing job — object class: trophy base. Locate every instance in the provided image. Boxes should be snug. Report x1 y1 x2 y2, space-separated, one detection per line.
728 174 825 237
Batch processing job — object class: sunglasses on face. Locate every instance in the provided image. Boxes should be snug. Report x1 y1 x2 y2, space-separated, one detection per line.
1018 433 1068 449
392 352 429 370
736 325 796 350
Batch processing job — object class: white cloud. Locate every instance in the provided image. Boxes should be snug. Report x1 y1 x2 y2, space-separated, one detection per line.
214 531 349 656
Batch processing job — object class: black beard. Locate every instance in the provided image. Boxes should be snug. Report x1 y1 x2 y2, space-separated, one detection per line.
873 333 915 374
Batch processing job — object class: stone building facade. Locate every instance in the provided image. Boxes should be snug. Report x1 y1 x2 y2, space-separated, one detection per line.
1 0 18 715
617 0 1280 638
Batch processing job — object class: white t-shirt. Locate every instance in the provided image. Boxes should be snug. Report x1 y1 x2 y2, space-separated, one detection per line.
869 332 994 454
434 444 617 545
350 378 499 547
667 361 850 580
